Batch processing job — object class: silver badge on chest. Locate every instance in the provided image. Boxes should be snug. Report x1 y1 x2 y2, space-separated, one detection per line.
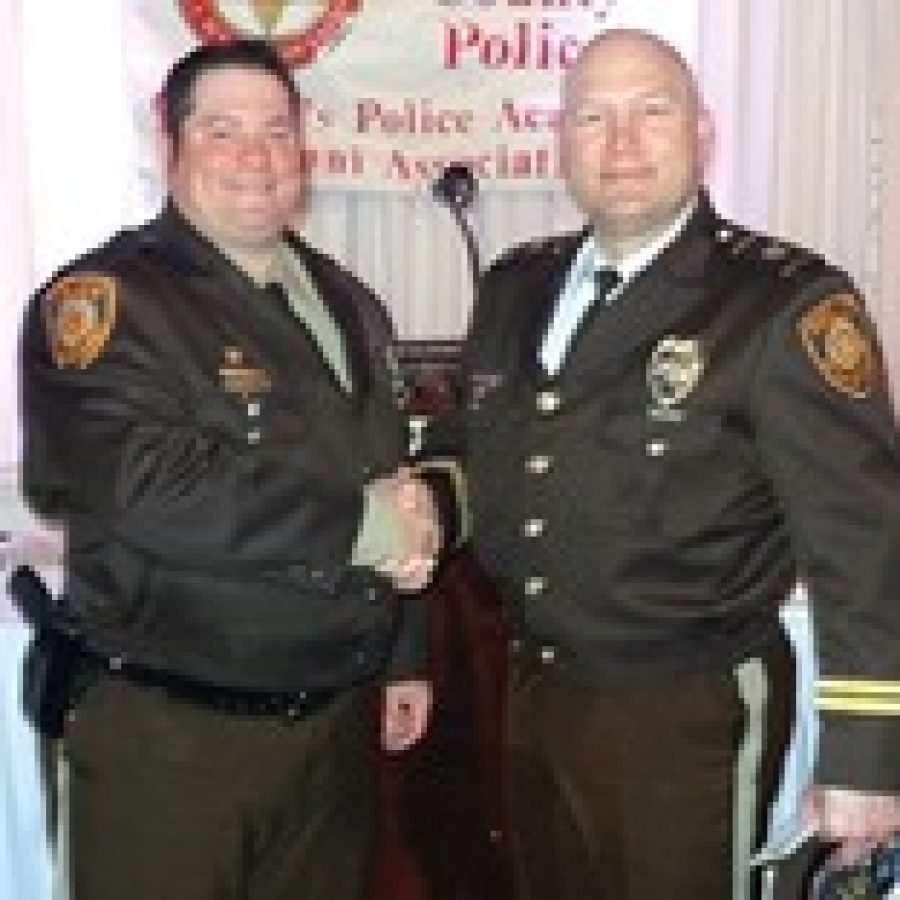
647 337 705 422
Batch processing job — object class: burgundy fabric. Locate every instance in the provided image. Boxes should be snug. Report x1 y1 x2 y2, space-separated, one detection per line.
372 554 513 900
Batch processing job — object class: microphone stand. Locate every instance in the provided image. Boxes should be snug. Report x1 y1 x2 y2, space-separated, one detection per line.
432 164 481 293
405 165 481 457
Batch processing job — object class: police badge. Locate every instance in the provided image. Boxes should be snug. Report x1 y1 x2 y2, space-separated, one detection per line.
647 336 705 421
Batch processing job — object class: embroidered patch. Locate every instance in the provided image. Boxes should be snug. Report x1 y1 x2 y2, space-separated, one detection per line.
797 293 878 399
42 273 118 369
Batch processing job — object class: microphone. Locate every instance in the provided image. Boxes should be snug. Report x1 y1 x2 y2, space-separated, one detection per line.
432 163 478 212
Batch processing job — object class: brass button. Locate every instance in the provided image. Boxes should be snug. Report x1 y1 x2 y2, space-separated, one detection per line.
646 439 667 458
246 401 261 418
523 518 546 538
539 645 557 664
536 390 561 414
247 428 261 444
526 454 553 474
524 576 547 596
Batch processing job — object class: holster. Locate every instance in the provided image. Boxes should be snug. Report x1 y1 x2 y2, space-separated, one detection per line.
9 565 99 739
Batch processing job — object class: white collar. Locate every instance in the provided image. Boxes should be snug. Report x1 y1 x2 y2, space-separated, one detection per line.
573 197 697 285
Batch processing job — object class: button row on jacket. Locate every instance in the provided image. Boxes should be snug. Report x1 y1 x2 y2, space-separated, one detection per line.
526 454 553 475
508 638 557 665
536 390 561 415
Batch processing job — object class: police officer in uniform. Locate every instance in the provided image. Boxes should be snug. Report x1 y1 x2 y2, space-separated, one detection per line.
456 29 900 899
20 39 444 900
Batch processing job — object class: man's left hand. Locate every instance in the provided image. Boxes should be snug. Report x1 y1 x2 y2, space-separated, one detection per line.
803 785 900 865
381 680 432 754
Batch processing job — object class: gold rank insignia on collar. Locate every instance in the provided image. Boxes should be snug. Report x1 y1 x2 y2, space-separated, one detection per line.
218 345 272 398
42 273 118 369
647 336 705 422
728 232 758 256
797 293 878 400
761 241 790 261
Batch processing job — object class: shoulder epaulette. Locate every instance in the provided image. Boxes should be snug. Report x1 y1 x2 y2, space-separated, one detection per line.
713 223 834 284
489 232 578 271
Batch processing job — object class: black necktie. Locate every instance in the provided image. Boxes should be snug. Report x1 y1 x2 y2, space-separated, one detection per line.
595 267 622 309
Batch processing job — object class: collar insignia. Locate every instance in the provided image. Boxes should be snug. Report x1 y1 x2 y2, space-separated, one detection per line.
218 346 272 397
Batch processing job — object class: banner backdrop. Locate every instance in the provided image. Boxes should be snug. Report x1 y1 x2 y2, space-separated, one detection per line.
126 0 697 190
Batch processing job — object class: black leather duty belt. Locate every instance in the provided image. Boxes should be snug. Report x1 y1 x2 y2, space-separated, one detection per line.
92 652 339 720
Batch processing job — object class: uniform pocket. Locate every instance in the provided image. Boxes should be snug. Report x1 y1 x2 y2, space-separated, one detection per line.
651 414 760 540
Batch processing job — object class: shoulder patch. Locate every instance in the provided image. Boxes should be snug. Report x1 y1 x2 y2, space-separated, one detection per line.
42 273 118 369
796 293 879 399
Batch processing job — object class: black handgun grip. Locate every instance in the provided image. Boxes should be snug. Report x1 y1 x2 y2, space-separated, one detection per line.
8 564 55 627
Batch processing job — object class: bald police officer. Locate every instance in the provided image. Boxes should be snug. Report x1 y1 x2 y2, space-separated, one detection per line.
456 29 900 900
20 39 441 900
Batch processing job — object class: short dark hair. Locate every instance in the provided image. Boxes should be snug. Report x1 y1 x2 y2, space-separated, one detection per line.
160 38 302 148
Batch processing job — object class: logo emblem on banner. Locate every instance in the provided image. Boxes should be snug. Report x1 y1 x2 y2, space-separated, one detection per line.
177 1 361 66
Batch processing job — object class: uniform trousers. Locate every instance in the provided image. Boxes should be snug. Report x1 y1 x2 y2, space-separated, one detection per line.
62 672 375 900
505 631 794 900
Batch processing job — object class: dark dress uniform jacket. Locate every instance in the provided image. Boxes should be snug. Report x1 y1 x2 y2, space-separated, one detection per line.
462 194 900 790
21 204 425 696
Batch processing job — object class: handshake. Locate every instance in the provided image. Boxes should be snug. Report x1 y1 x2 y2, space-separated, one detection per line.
361 466 443 592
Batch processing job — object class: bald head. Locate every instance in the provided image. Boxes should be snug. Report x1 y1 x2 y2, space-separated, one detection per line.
559 29 712 252
565 30 702 116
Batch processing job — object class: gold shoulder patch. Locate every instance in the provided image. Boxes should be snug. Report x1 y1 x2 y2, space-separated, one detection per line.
797 293 878 399
42 273 118 369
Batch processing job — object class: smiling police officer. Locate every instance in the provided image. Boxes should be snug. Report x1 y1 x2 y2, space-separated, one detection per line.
20 38 441 900
456 28 900 900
